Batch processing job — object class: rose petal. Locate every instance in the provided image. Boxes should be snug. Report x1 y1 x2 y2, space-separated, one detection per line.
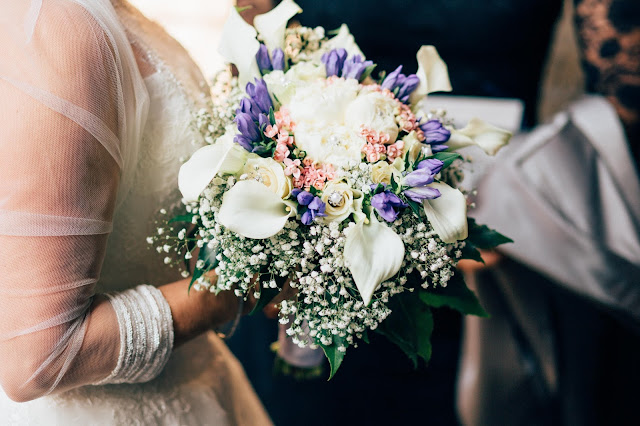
218 7 261 89
409 46 452 106
422 182 468 244
178 133 247 202
218 180 293 239
448 117 512 156
254 0 302 53
344 214 405 305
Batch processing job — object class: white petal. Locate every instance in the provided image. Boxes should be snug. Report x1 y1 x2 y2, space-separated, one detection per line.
178 134 247 202
218 7 261 89
448 118 512 156
409 46 452 106
344 214 405 305
323 24 364 59
218 180 292 239
423 182 468 244
253 0 302 53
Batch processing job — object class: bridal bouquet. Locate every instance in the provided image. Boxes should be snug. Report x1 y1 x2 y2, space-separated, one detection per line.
152 0 512 377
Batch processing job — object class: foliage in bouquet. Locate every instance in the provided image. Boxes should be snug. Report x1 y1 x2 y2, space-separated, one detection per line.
150 0 513 378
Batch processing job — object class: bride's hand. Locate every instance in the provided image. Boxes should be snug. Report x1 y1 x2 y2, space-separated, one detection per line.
262 278 297 319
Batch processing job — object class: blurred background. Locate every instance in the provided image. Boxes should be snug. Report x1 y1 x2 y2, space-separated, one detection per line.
129 0 585 123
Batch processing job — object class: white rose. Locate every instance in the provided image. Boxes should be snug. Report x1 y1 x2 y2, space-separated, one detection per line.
241 155 292 199
293 122 363 168
263 63 327 106
319 180 362 223
371 161 401 185
287 78 360 125
345 92 399 143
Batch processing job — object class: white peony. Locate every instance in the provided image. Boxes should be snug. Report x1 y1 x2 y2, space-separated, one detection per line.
287 78 359 125
241 155 292 199
345 91 399 143
263 62 327 106
293 122 363 168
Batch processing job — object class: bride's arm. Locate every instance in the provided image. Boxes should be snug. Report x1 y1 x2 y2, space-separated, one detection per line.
0 1 242 403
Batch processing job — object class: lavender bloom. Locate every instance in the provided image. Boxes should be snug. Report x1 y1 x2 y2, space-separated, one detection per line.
234 134 254 152
271 48 285 71
245 79 272 114
256 44 272 73
420 119 451 144
237 97 261 122
292 188 314 206
404 186 441 203
381 66 403 90
403 168 437 187
235 112 261 141
430 144 449 153
416 158 444 175
341 55 374 81
396 74 420 103
321 48 348 77
258 113 270 131
371 190 408 222
293 189 327 225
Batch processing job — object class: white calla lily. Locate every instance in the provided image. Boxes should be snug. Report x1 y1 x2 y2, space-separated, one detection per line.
254 0 302 53
448 117 512 156
322 24 364 58
344 213 405 306
178 134 247 202
423 182 468 244
409 46 452 106
218 180 293 239
218 6 261 89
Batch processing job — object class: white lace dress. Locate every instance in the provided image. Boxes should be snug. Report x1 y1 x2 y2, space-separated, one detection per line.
0 1 271 424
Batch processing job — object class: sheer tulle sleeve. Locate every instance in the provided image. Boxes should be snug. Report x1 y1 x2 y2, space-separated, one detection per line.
0 0 152 401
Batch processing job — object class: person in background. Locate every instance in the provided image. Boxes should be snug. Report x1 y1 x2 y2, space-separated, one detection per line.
230 1 639 425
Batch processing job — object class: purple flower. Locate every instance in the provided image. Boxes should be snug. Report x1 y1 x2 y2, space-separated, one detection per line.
381 66 403 90
235 112 260 141
341 55 374 81
403 186 441 203
292 188 314 206
272 48 285 71
256 44 272 73
420 119 451 144
403 168 437 188
258 113 270 131
245 79 272 114
293 189 327 225
371 190 408 222
236 97 261 122
234 134 254 151
416 158 444 175
321 48 348 77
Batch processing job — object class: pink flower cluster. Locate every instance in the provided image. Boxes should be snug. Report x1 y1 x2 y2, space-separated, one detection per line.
360 127 405 163
293 158 336 191
265 107 297 162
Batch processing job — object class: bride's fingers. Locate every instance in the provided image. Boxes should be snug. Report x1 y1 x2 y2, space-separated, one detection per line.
263 278 297 319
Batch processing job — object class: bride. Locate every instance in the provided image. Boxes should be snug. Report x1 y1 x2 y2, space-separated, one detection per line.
0 0 272 424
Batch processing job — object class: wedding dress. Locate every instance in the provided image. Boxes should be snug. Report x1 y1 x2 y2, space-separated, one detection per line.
0 0 271 424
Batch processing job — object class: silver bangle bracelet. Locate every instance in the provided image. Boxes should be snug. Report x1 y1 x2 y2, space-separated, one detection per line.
215 296 244 340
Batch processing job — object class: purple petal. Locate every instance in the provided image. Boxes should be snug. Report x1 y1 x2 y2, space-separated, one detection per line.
381 65 403 90
322 48 348 77
404 186 441 202
234 134 254 151
404 168 436 187
396 74 420 102
258 113 270 131
308 197 325 212
416 158 444 175
235 112 260 141
431 144 449 153
296 190 314 206
246 79 272 114
256 44 272 73
420 119 451 144
301 209 314 225
272 48 285 71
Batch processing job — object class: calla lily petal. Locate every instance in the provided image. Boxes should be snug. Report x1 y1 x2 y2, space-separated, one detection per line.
323 24 364 59
344 214 405 305
218 180 292 239
409 46 452 106
218 7 261 89
254 0 302 53
448 117 512 156
178 134 247 202
423 182 468 244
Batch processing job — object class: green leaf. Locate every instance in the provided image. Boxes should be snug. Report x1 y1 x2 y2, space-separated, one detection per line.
361 330 370 344
269 107 276 126
405 198 423 218
234 5 253 13
320 337 346 380
460 243 484 263
169 214 195 224
419 273 488 317
432 152 462 169
199 243 220 270
359 64 377 82
375 290 434 366
467 218 513 249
